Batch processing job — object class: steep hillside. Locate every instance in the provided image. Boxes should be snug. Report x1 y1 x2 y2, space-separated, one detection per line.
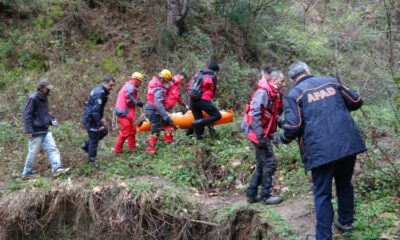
0 0 399 239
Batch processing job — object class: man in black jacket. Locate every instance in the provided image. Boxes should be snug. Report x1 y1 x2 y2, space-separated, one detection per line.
81 75 115 163
22 78 69 179
280 61 366 240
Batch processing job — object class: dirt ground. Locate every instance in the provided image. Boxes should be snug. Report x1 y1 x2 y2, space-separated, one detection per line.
197 191 316 238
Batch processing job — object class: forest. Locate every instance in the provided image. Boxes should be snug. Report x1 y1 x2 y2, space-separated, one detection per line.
0 0 399 239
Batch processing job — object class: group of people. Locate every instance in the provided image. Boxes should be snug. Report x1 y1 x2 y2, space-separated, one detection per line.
20 59 365 240
21 60 222 175
80 60 221 159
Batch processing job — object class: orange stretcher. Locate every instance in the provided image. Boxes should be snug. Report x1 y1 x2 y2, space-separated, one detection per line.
136 110 234 132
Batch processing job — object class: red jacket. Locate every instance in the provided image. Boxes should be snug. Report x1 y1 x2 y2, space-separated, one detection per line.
114 79 140 119
187 68 217 101
146 76 167 105
165 79 184 109
241 78 283 143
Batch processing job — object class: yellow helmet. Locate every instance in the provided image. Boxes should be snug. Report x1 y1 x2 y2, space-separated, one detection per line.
159 69 172 81
131 72 145 82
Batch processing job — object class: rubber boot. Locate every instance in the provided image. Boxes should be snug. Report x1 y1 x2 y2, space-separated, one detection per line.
127 134 137 151
114 135 126 154
163 126 174 143
146 135 158 154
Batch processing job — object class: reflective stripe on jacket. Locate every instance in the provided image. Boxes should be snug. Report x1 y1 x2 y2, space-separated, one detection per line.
145 76 169 120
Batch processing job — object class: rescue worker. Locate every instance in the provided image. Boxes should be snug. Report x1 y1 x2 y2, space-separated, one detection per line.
81 75 116 164
241 70 285 205
189 60 221 140
279 61 366 240
114 72 145 154
144 69 174 154
21 78 70 179
164 71 189 143
261 65 274 81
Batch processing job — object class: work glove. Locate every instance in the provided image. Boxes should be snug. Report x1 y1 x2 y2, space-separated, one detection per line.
257 135 269 148
272 132 281 147
51 118 59 127
279 131 291 144
136 100 144 108
164 117 173 126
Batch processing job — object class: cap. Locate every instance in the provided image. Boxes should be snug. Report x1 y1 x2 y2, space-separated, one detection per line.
103 75 115 82
208 60 220 72
37 78 53 90
288 61 309 79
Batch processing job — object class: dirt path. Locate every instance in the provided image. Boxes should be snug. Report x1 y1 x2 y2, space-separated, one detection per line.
197 191 316 238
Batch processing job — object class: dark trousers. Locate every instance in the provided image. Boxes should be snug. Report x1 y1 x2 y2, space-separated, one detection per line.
311 155 356 240
246 141 277 199
190 99 221 137
83 127 108 161
147 111 162 135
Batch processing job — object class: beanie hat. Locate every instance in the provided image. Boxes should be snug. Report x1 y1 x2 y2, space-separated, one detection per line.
208 60 220 72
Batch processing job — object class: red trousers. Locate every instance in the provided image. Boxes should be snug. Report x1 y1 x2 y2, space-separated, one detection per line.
115 116 136 153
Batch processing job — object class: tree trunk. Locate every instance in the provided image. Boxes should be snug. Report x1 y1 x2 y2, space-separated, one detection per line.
166 0 189 34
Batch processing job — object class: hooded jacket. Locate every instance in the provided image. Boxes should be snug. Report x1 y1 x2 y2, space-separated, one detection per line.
241 78 283 143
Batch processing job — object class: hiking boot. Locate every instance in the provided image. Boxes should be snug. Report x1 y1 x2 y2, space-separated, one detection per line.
21 173 37 180
52 167 70 178
335 221 354 232
80 143 88 153
261 195 283 205
247 196 261 204
89 161 101 170
146 135 158 154
196 134 204 140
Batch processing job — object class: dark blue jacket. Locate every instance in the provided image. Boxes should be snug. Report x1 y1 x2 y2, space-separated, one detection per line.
23 91 52 136
281 75 366 170
82 84 110 129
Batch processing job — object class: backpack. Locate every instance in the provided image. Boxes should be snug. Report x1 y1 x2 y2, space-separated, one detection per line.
188 72 204 101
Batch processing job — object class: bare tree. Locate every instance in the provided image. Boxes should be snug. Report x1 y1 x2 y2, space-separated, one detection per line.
166 0 189 34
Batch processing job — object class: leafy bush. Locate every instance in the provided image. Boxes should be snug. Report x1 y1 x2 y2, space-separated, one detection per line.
102 56 118 74
0 41 13 58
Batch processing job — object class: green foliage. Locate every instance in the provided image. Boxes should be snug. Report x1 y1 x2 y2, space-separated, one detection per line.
217 57 257 109
155 25 179 59
50 5 64 18
17 47 47 71
351 194 397 239
0 40 13 58
115 42 125 57
33 16 53 30
101 56 118 74
0 121 22 144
